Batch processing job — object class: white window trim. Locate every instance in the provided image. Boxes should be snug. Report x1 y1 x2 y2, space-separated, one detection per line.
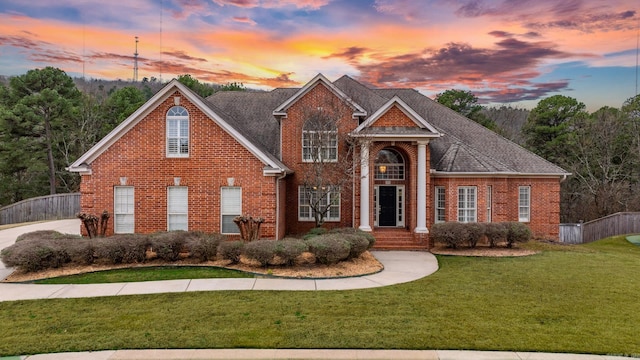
221 186 242 234
435 186 446 223
167 186 188 231
166 106 189 158
457 186 477 223
301 130 338 163
298 185 341 222
519 186 531 222
114 186 134 234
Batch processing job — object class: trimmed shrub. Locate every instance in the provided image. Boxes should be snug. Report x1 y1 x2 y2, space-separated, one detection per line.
65 238 96 265
465 223 486 248
329 227 376 249
430 222 468 249
274 238 308 266
485 222 508 248
306 234 351 265
95 234 148 264
505 222 532 248
243 239 277 266
151 231 187 262
15 230 67 243
303 227 327 240
186 232 224 261
342 234 369 259
218 240 244 264
1 238 71 272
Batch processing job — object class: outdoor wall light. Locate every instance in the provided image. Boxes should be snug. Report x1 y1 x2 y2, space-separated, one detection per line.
379 165 387 174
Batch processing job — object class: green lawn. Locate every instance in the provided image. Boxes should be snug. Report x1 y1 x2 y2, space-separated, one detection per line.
33 266 254 284
1 237 639 357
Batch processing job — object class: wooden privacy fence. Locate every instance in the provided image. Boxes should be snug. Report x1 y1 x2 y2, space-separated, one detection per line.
559 212 640 244
0 193 80 225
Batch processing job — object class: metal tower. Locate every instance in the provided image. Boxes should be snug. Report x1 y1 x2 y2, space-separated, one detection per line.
134 36 139 82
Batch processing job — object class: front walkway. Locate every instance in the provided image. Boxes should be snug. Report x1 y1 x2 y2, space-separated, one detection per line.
0 220 438 301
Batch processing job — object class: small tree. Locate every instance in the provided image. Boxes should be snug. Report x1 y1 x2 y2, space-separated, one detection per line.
298 92 360 227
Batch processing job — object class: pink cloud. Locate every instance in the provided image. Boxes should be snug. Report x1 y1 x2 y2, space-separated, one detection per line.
232 16 257 25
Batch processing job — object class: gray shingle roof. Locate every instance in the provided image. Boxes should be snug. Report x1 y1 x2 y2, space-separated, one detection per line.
205 75 568 176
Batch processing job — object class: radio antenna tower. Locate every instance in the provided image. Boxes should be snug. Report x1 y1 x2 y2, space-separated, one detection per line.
134 36 139 82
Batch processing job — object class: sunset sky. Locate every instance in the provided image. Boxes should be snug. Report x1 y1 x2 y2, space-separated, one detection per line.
0 0 638 111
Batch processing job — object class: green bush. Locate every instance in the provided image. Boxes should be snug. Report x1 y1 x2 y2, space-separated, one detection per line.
186 232 224 261
430 222 468 249
243 240 277 267
342 234 369 259
306 234 351 265
465 223 486 248
485 222 508 248
274 238 308 266
303 227 327 240
151 231 187 262
218 240 244 264
329 227 376 249
505 222 532 248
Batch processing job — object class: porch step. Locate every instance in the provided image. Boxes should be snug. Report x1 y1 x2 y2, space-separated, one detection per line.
372 229 429 250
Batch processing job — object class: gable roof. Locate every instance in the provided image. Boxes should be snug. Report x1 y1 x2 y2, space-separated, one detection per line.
352 95 441 140
67 79 290 175
272 73 367 118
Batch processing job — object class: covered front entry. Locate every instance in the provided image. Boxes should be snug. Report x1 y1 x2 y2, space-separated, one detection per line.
374 185 404 227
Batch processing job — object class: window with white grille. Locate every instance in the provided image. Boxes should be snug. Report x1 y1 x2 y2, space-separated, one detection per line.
298 186 340 222
457 186 477 223
519 186 531 222
167 106 189 157
435 186 445 223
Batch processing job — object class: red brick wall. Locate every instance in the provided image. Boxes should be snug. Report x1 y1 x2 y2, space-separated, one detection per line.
79 90 278 237
371 105 416 127
280 83 359 235
431 177 561 239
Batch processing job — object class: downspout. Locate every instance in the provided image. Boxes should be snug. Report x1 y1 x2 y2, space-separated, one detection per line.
275 171 287 240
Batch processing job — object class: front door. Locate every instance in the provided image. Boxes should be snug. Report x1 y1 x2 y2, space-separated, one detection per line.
375 185 404 227
378 186 396 226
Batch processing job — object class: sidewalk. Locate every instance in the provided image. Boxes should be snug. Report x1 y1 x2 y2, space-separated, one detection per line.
0 221 634 360
5 348 634 359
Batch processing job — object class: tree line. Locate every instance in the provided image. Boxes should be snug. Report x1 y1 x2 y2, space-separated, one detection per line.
2 67 639 224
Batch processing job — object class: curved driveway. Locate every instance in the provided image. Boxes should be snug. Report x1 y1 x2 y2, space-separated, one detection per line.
0 220 439 301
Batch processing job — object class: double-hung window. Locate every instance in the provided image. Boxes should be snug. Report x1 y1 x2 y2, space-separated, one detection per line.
167 106 189 157
457 186 477 223
435 186 446 223
167 186 188 231
298 186 340 222
221 187 241 234
302 130 337 162
519 186 531 222
114 186 134 233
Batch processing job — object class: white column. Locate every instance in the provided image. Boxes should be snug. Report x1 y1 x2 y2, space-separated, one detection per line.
415 142 428 233
359 142 372 231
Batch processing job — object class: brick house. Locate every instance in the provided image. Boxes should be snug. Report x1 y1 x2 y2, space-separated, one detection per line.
68 74 569 249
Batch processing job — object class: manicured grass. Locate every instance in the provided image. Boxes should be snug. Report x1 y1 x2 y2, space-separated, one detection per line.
1 237 640 357
33 266 254 284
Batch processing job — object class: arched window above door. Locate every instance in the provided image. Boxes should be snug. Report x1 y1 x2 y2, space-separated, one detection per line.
374 148 405 180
